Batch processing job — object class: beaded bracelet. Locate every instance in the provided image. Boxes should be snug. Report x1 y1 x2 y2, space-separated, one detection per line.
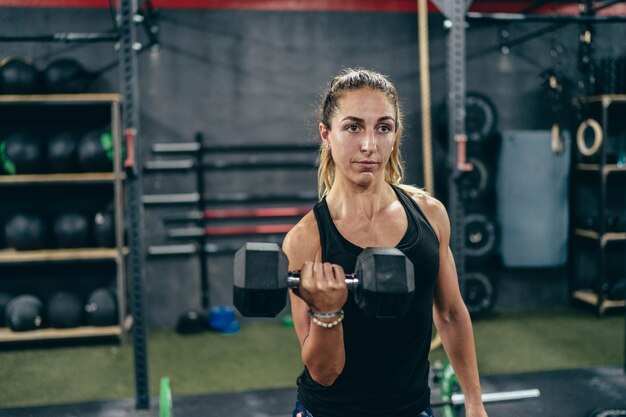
308 309 343 319
308 309 345 329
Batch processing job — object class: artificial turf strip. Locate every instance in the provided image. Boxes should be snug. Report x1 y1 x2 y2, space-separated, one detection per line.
0 322 302 408
429 309 624 374
0 308 623 408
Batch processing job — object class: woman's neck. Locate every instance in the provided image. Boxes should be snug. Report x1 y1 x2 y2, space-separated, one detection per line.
325 176 397 221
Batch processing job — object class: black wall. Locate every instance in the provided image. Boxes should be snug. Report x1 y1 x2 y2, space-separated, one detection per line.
1 6 625 326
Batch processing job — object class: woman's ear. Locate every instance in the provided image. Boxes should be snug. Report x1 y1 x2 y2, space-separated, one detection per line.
319 122 330 142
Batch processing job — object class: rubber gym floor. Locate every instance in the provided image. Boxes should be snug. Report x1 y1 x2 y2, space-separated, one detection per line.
0 308 624 417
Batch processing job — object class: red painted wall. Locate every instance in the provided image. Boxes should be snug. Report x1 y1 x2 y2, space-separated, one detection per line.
1 0 624 16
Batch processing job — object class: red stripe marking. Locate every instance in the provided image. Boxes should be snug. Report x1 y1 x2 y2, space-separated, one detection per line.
204 223 294 235
0 0 109 7
0 0 421 10
1 1 622 16
202 207 309 219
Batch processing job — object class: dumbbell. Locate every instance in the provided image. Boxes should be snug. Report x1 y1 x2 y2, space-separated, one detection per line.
233 242 415 319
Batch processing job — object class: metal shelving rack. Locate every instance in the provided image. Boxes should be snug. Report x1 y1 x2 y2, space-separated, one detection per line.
0 93 130 343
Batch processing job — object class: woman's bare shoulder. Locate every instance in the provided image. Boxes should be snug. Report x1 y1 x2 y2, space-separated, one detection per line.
397 184 449 237
396 184 443 211
282 210 321 269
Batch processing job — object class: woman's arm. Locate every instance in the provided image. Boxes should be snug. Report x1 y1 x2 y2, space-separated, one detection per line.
284 213 348 386
417 195 488 417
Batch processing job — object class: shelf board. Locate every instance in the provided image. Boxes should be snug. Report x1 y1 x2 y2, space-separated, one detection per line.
574 229 626 243
0 93 121 104
576 95 626 104
572 290 625 311
0 248 126 263
0 325 123 343
0 172 120 185
576 163 626 173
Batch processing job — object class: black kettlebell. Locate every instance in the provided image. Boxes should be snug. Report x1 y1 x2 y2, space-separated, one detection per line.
6 295 43 332
78 129 114 172
42 58 90 94
47 131 81 173
53 212 90 248
5 213 47 251
46 291 83 328
1 132 45 175
0 57 41 94
85 288 117 326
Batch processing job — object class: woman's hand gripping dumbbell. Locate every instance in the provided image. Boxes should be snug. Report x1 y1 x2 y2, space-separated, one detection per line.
233 242 415 319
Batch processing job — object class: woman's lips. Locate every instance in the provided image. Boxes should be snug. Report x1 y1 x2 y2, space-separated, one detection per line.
354 160 378 169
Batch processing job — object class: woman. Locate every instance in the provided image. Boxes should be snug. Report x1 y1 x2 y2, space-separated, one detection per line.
283 68 488 417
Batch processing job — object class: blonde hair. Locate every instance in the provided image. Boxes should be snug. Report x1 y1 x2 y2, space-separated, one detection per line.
317 68 406 198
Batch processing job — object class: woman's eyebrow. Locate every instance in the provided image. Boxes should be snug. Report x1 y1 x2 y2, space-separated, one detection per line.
378 116 395 123
339 116 395 123
340 116 364 124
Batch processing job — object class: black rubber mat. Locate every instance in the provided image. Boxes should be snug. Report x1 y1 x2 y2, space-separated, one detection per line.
1 367 625 417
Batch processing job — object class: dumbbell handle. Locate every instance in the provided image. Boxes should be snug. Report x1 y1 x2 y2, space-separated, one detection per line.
287 273 359 289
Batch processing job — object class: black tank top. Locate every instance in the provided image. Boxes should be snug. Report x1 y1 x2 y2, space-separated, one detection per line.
296 185 440 417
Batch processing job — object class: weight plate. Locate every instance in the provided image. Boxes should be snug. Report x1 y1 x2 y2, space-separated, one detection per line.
460 157 490 201
588 408 626 417
464 213 497 260
466 93 497 143
463 272 496 317
437 92 498 149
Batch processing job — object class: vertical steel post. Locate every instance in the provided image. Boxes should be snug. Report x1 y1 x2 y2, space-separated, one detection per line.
446 0 469 292
119 0 150 409
195 132 210 310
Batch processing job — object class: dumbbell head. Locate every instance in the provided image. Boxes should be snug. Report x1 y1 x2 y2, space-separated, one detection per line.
354 247 415 319
233 242 289 317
